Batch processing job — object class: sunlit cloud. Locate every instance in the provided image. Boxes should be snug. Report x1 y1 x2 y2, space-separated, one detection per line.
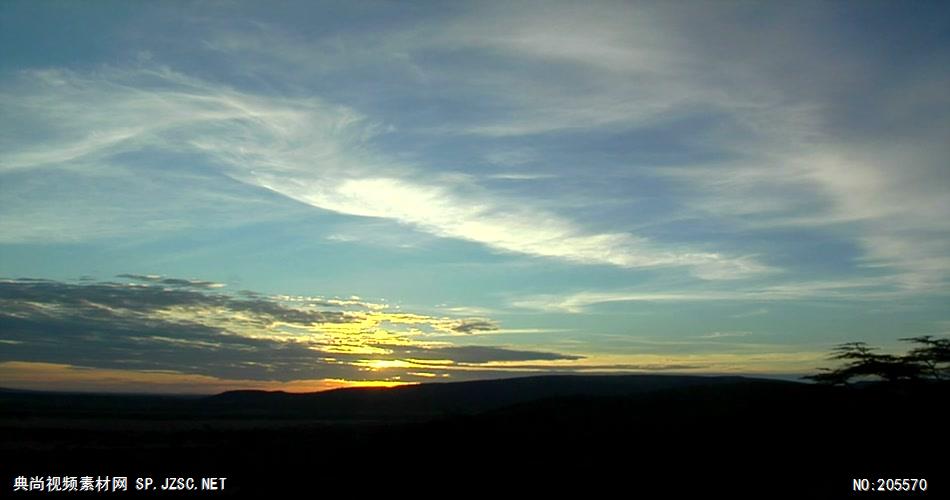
0 361 406 394
0 65 767 279
0 276 826 391
117 273 226 289
36 3 934 289
0 277 582 386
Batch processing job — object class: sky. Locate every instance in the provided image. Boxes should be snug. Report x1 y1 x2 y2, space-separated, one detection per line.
1 0 949 393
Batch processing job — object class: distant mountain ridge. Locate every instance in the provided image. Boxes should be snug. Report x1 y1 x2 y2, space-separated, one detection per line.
2 374 787 419
3 374 947 496
205 374 786 417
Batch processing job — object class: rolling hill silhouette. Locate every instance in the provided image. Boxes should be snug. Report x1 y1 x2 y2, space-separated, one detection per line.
2 375 946 497
202 374 760 417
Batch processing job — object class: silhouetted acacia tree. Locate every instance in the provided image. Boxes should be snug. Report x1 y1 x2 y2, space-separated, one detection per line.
902 335 950 380
806 336 949 385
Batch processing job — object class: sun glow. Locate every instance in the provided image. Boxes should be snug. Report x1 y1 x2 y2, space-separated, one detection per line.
358 359 417 370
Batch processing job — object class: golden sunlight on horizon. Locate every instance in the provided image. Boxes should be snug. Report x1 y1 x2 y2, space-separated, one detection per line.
0 361 411 395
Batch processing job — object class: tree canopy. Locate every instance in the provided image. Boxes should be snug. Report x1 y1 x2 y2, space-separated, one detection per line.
805 336 949 385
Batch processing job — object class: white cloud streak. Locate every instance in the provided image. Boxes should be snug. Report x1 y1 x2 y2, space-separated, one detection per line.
0 65 765 278
194 3 950 291
511 277 912 313
4 2 946 289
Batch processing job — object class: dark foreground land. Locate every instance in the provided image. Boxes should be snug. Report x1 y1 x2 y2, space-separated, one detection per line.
1 375 946 497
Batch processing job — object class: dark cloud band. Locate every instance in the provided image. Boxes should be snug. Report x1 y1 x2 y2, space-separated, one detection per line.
0 277 591 384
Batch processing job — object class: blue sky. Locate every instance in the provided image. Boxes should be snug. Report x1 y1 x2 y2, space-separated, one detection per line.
1 1 949 392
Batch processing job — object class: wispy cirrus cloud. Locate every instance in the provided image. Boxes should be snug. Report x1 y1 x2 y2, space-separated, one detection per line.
732 308 768 319
510 277 916 313
190 2 949 292
0 64 767 279
696 331 754 340
117 274 225 289
328 1 950 293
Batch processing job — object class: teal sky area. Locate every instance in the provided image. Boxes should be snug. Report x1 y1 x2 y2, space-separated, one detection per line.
1 1 949 392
